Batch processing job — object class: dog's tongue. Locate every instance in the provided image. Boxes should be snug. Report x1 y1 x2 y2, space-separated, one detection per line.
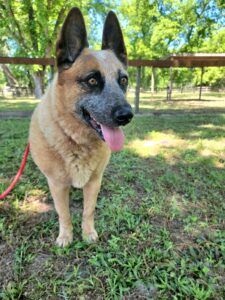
100 124 124 151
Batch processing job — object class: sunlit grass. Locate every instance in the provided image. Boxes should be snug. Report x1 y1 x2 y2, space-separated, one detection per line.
0 97 40 111
127 131 179 158
127 119 225 169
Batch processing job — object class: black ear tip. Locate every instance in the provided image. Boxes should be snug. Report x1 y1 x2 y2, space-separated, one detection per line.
107 10 116 16
68 7 83 18
104 11 121 31
69 7 82 14
56 6 88 70
102 10 127 66
106 10 118 21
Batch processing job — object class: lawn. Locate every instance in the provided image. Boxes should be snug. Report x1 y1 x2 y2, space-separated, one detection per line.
1 90 225 114
0 97 40 112
127 90 225 114
0 98 225 299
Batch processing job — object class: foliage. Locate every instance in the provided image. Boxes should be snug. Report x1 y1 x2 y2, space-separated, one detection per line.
0 1 225 90
0 0 115 94
119 0 225 89
0 0 116 58
0 69 6 88
119 0 224 58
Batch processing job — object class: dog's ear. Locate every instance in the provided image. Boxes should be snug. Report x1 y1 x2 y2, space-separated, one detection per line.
102 11 127 66
56 7 89 71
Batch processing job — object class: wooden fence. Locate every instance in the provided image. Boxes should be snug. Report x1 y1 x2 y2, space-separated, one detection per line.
1 54 225 113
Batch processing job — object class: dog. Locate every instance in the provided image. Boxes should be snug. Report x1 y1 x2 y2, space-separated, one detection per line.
29 7 133 247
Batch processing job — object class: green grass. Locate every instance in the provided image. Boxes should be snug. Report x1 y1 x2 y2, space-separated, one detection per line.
127 90 225 114
0 97 39 111
0 104 225 299
0 90 225 114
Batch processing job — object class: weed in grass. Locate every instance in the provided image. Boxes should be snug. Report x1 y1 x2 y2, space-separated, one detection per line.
14 242 34 278
0 281 27 300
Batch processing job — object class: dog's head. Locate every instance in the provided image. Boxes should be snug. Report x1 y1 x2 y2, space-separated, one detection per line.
56 7 133 151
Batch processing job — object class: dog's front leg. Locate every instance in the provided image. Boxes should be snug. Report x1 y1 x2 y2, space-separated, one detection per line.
48 180 73 247
82 175 102 243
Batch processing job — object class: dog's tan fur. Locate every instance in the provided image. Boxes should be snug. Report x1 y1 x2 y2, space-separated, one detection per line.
29 49 126 246
29 8 132 246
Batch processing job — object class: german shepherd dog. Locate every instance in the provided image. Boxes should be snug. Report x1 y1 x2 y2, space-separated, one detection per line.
29 7 133 247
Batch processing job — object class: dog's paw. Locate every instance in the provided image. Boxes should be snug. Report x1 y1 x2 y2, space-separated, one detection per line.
56 232 73 247
82 229 98 244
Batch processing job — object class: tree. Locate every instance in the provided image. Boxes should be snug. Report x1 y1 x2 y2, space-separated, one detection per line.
120 0 225 89
0 0 68 97
0 36 18 87
0 64 18 87
0 0 114 98
1 0 225 93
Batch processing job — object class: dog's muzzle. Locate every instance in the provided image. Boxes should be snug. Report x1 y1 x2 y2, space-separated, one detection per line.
112 104 134 126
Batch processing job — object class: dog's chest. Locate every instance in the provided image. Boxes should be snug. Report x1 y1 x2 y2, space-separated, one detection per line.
69 154 94 188
65 143 108 188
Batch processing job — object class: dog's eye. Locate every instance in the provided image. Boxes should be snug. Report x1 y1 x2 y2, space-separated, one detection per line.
88 77 98 86
78 71 104 92
119 77 128 86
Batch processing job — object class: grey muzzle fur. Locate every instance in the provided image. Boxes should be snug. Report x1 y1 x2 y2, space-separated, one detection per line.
76 83 133 127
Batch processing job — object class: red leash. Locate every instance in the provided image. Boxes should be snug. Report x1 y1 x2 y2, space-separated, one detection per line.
0 143 30 200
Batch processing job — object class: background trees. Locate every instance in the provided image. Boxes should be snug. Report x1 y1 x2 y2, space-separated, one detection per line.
0 0 114 97
0 0 72 97
119 0 225 90
0 0 225 97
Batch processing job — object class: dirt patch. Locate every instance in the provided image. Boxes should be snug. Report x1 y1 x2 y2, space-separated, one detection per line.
0 243 15 287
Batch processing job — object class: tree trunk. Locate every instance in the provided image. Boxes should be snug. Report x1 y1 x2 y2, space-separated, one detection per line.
32 70 45 99
1 64 18 87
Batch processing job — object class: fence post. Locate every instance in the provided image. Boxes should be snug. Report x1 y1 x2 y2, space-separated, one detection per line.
199 67 204 100
151 67 155 94
135 66 141 114
169 66 173 101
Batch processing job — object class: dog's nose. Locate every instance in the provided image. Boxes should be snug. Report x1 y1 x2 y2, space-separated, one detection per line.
113 105 134 126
